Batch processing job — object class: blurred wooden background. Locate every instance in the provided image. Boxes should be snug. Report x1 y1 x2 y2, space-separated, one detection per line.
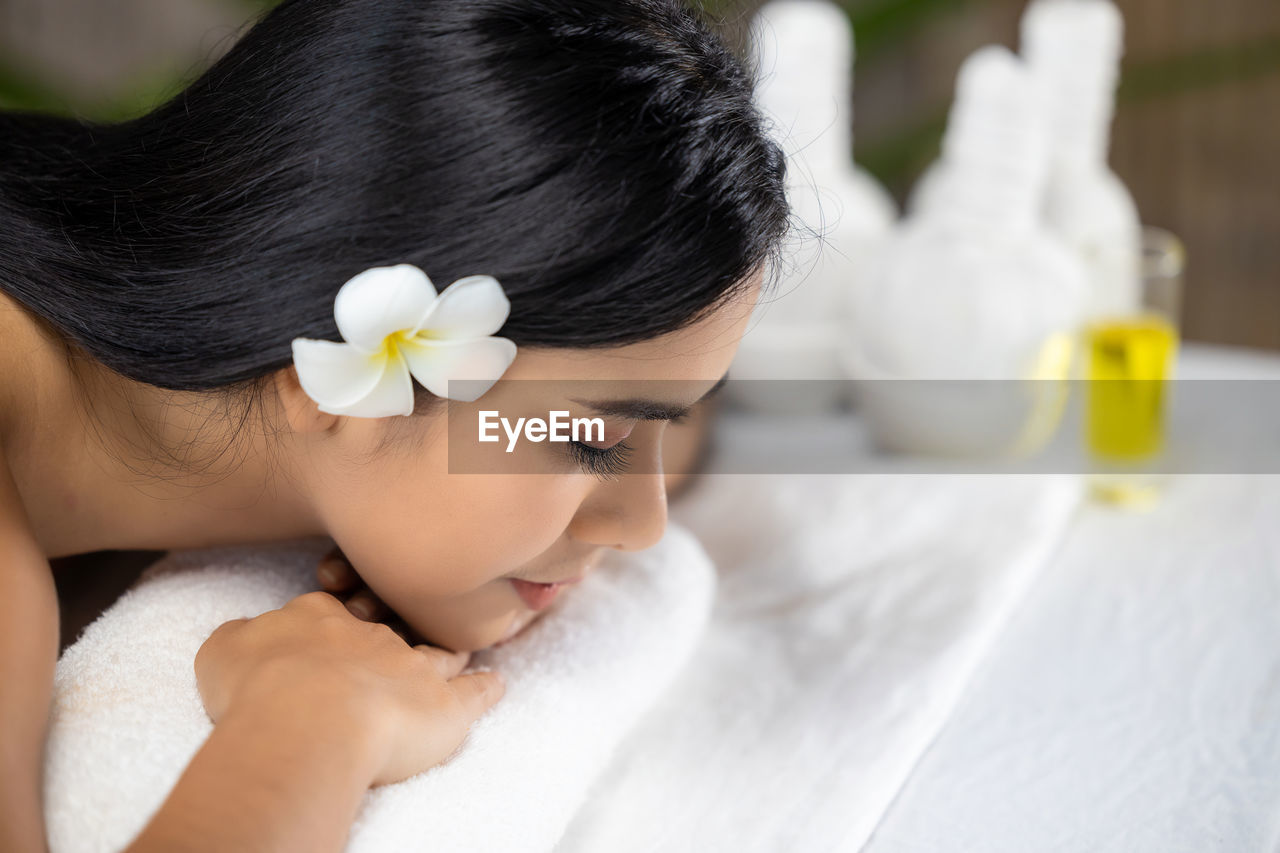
2 0 1277 350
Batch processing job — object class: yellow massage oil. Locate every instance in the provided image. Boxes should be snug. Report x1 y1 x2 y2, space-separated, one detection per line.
1085 313 1178 459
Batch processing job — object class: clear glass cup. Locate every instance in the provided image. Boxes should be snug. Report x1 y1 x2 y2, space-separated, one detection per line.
1083 226 1186 508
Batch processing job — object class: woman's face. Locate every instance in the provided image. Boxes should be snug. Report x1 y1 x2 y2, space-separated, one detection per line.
296 274 760 652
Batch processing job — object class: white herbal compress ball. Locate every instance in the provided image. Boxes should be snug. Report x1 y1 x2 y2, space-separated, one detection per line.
851 45 1087 380
844 46 1089 455
1021 0 1142 320
729 0 897 413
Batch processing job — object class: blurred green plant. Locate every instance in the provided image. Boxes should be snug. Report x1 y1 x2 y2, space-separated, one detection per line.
0 58 199 124
0 0 280 122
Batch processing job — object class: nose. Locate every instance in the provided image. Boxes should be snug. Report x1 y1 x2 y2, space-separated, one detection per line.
568 468 669 553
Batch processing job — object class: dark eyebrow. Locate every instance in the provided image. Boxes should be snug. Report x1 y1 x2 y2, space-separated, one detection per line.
567 372 729 422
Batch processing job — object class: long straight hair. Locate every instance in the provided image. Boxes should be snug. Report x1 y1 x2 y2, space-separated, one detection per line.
0 0 790 395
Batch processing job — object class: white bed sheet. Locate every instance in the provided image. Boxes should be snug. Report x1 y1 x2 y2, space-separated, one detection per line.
863 344 1280 852
863 474 1280 853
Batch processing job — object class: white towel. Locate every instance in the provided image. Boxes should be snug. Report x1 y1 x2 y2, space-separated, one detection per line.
45 474 1081 853
44 524 716 853
555 474 1084 852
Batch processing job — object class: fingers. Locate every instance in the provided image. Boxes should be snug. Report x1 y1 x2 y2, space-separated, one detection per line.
344 589 387 622
316 547 361 593
414 644 471 679
448 670 506 720
314 549 388 624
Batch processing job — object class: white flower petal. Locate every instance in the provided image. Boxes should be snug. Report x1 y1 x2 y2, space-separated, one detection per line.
321 346 415 418
334 264 438 353
291 338 387 410
414 275 510 340
399 336 518 401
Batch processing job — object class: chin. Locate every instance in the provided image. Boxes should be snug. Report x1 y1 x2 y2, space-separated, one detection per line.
420 627 503 654
409 612 527 654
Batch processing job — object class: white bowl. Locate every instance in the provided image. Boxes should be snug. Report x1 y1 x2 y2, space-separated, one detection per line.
838 337 1073 459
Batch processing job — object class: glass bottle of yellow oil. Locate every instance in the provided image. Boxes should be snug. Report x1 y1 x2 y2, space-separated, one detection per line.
1085 312 1178 459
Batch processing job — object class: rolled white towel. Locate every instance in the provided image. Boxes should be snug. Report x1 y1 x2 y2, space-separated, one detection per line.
45 523 715 853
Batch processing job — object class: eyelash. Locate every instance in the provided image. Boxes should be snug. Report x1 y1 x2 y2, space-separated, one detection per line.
565 411 694 480
568 440 635 481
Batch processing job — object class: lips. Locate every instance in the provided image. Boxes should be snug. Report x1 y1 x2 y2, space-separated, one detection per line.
507 554 599 611
509 578 574 611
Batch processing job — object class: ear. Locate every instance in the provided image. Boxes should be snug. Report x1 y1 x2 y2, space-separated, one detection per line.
272 366 341 434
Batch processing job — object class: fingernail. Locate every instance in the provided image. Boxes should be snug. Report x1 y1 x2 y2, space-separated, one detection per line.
347 598 374 620
318 565 338 586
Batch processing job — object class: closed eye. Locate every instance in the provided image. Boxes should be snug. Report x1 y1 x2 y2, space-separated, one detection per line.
567 440 634 481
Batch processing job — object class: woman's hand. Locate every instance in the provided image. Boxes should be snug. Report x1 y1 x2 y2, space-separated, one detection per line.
194 591 504 787
315 546 420 642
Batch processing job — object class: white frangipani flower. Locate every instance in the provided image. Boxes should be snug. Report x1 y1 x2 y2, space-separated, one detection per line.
291 264 517 417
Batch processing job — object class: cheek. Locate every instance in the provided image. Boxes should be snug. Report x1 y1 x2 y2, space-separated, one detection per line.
324 463 590 602
334 473 590 652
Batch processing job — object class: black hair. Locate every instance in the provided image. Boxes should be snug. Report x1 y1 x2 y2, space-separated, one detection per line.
0 0 789 398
